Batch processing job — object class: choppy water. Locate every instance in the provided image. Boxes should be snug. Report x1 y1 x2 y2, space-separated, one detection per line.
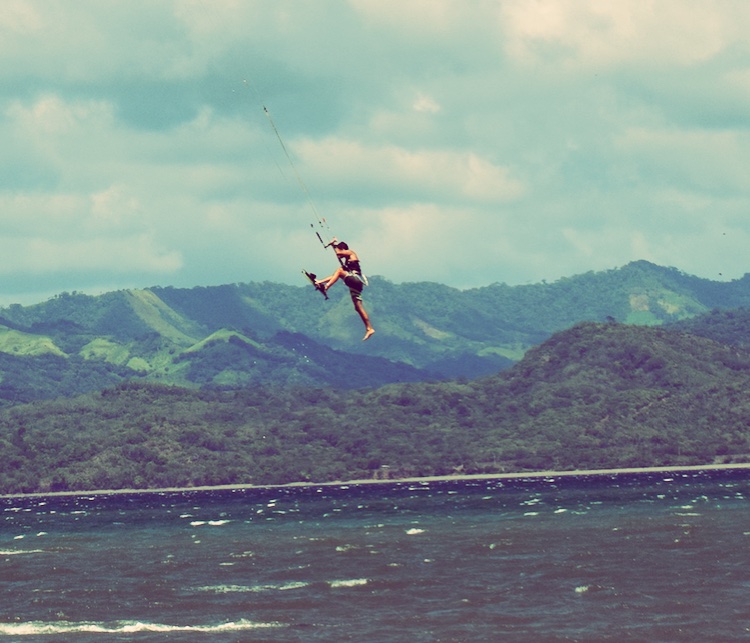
1 470 750 642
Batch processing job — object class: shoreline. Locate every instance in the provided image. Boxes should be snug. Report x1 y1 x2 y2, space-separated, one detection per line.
3 462 750 500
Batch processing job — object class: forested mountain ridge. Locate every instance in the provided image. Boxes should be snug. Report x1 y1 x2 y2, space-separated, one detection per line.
2 321 750 495
666 307 750 350
0 260 749 405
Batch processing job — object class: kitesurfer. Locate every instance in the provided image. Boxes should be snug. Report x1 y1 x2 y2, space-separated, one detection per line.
316 240 375 341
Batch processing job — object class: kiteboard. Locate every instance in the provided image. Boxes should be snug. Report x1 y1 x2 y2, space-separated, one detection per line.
303 270 328 299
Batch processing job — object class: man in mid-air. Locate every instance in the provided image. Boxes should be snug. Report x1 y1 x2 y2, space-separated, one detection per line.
316 239 375 341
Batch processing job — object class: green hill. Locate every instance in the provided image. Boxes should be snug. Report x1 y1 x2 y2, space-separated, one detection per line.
2 321 749 495
667 307 750 350
0 261 749 406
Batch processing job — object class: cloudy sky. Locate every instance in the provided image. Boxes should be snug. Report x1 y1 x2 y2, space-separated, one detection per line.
2 1 750 305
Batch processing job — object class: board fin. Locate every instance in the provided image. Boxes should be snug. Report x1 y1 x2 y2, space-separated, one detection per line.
303 270 328 299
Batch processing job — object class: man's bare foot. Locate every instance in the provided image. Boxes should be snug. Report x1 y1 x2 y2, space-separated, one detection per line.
363 328 375 341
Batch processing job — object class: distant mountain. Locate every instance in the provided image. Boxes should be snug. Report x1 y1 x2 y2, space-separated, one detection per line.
0 261 749 405
2 321 750 494
666 307 750 350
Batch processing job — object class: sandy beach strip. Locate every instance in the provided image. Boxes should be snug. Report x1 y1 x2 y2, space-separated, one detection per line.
2 462 750 500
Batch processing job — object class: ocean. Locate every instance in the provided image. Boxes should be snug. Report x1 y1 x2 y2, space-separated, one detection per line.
1 469 749 642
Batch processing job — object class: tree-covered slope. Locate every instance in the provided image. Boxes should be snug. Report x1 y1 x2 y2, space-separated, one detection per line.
2 322 749 495
0 261 749 405
667 307 750 350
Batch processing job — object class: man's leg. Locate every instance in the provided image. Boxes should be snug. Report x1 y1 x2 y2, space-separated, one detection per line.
316 268 345 290
354 300 375 341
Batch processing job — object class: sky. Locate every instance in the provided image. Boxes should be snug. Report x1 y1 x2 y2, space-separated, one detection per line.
2 0 750 306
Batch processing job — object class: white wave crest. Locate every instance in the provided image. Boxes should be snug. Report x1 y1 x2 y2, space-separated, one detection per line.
0 619 283 636
197 581 309 594
329 578 368 588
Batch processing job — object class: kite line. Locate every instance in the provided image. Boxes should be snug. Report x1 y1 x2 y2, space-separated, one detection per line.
243 79 342 267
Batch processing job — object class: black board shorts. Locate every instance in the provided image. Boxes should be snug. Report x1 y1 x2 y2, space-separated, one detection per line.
343 272 364 302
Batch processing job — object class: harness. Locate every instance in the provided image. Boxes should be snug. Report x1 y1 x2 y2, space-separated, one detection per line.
344 257 362 275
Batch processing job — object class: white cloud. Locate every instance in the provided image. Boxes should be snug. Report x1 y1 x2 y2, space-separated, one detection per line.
500 1 737 69
0 193 83 234
348 0 462 33
294 137 524 204
413 93 441 114
616 126 750 192
89 185 143 229
0 1 42 36
1 1 750 303
0 234 181 276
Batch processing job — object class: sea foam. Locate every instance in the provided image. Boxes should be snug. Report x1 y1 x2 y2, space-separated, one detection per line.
329 578 368 588
0 619 283 635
